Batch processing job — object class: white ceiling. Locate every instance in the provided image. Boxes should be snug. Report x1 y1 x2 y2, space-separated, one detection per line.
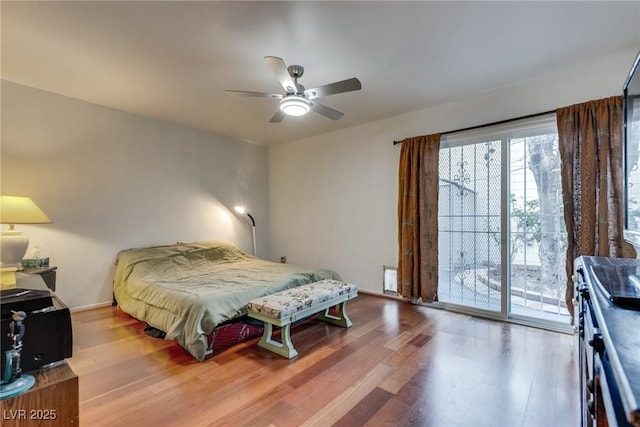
3 1 640 146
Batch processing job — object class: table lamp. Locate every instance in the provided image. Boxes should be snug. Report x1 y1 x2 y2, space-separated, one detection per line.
0 195 52 288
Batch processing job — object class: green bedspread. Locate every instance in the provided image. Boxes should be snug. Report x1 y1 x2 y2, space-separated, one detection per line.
113 240 340 361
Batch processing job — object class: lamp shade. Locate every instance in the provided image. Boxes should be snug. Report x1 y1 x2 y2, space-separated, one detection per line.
0 195 52 270
0 196 51 225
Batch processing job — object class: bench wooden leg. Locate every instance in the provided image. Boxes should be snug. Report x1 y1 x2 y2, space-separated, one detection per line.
318 301 352 328
257 322 298 359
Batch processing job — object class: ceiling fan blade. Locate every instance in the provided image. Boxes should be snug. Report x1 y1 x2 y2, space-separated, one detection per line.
305 78 362 99
309 101 344 121
265 56 297 93
225 90 283 99
269 110 286 123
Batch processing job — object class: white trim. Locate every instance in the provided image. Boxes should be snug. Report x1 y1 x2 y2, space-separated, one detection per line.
501 134 510 316
70 301 113 312
440 112 557 149
426 300 574 335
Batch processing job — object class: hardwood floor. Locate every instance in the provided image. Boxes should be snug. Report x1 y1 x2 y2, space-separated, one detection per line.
68 294 579 427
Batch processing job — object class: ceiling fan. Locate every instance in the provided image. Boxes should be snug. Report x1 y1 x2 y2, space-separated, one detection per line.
225 56 362 123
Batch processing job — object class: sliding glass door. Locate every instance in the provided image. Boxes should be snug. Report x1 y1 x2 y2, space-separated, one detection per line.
509 131 568 323
437 117 570 327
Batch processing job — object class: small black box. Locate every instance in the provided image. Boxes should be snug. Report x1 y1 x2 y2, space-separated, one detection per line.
1 293 72 373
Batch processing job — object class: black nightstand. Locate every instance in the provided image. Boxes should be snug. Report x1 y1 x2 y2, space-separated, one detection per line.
22 266 57 291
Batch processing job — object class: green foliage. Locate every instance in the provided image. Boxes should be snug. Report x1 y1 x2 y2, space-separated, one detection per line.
511 196 541 244
491 194 541 258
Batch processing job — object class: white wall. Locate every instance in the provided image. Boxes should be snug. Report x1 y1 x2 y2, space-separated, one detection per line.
268 49 638 295
1 81 269 309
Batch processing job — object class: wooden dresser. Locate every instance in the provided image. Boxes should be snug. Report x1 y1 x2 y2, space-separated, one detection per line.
575 256 640 427
0 361 78 426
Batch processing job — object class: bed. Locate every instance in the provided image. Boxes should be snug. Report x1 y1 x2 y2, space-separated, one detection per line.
113 240 341 361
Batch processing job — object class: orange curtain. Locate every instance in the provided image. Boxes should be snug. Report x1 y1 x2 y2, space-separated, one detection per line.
397 134 441 302
557 96 633 315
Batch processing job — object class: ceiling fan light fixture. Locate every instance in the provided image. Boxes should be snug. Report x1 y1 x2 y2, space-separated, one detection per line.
280 96 310 117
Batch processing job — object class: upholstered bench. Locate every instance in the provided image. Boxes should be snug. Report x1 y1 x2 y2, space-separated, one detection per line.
247 280 358 358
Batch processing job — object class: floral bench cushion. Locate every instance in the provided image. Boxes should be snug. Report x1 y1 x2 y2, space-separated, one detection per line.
247 280 357 320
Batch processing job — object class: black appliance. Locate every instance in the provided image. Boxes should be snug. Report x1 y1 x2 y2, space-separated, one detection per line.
1 287 72 373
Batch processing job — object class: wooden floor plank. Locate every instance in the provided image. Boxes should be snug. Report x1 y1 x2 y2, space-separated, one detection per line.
300 364 393 427
68 294 579 426
333 386 394 427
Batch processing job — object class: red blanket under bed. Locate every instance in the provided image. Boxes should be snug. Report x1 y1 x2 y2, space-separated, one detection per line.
205 319 264 354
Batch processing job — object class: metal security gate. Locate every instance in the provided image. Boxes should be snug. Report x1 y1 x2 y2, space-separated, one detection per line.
438 140 503 313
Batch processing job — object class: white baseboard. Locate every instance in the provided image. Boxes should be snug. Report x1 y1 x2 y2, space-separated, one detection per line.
70 301 113 312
